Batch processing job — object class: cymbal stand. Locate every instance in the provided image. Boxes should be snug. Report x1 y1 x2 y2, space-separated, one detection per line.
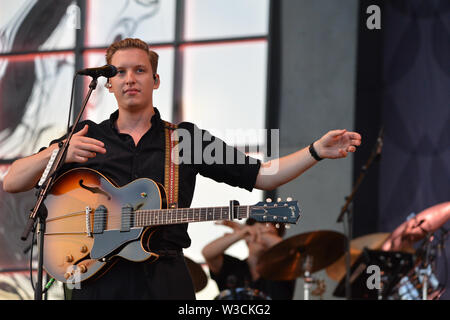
303 255 314 300
311 279 326 299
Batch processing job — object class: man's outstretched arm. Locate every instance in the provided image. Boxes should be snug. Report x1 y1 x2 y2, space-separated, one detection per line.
254 129 361 191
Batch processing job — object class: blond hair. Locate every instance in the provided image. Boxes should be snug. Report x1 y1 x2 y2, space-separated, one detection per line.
105 38 159 73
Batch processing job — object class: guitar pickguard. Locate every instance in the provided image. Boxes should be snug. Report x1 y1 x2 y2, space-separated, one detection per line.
90 228 143 259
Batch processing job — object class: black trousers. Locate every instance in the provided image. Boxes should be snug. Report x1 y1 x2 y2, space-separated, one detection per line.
67 255 196 300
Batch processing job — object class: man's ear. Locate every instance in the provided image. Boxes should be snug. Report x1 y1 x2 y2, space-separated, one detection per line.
153 74 160 89
105 80 113 92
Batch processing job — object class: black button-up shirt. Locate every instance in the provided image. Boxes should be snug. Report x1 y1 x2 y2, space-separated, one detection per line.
45 108 261 250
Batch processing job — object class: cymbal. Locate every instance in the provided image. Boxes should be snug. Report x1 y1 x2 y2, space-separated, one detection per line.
257 230 347 281
326 233 391 282
381 202 450 252
185 256 208 293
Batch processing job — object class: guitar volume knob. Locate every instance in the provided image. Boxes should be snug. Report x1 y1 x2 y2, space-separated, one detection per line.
78 264 87 273
65 255 74 263
80 245 88 253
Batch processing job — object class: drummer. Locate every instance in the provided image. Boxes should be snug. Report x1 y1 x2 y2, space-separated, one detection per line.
202 218 296 300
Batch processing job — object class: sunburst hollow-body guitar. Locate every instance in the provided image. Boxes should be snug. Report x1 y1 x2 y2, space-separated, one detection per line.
41 168 301 285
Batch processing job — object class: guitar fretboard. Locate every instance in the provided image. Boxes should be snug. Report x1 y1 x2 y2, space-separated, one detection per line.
134 206 250 227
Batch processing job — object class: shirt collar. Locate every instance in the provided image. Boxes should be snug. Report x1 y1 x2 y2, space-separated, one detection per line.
109 107 162 131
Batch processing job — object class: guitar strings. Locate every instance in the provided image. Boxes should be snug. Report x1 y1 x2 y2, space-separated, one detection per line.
90 206 250 226
47 206 253 231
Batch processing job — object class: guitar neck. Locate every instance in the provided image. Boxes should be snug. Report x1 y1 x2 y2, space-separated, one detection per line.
134 205 251 227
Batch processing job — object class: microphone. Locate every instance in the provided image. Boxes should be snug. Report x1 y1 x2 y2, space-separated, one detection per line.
77 64 117 78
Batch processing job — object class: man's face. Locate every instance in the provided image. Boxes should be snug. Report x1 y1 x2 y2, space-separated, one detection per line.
108 48 159 111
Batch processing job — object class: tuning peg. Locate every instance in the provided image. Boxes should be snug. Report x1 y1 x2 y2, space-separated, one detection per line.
287 197 292 201
266 198 272 203
275 223 280 229
285 224 291 229
277 197 282 202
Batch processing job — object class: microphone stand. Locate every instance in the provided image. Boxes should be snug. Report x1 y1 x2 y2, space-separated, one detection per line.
21 76 99 300
336 126 384 300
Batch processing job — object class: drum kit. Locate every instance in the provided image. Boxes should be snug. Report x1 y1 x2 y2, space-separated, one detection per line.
185 202 449 300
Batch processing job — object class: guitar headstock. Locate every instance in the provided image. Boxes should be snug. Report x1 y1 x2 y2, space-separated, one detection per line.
250 197 301 225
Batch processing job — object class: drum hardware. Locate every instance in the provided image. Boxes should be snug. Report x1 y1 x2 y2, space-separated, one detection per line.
256 230 347 281
326 233 393 282
388 262 441 300
332 248 414 300
387 227 448 300
303 255 313 300
328 201 449 300
381 202 450 300
213 275 272 300
311 279 326 299
255 230 345 300
420 233 434 300
215 287 271 300
302 255 327 300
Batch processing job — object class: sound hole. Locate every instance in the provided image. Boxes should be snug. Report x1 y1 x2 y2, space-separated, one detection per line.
79 179 111 200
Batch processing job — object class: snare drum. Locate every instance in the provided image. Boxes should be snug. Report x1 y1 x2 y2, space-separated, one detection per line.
215 287 271 300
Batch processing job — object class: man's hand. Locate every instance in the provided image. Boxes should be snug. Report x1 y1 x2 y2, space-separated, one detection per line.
314 129 362 159
216 220 276 244
65 125 107 163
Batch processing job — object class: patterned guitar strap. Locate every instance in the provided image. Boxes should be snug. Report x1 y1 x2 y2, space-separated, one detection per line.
163 121 179 209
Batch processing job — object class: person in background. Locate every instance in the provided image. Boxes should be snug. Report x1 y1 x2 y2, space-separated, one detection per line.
202 218 296 300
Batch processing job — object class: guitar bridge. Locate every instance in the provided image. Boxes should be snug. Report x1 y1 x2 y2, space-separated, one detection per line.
85 206 92 237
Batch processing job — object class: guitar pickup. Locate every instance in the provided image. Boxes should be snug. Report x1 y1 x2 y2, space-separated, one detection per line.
93 205 107 234
120 204 134 232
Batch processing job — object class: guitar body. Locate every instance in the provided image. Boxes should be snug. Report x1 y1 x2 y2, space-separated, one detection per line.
43 168 166 284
